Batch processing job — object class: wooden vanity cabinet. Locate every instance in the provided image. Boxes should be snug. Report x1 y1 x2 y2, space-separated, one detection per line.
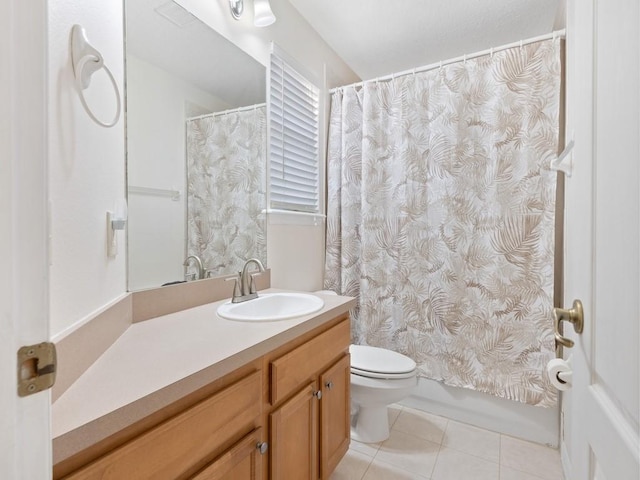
56 313 351 480
268 317 351 480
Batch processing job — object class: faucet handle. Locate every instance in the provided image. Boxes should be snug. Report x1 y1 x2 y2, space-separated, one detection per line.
248 272 263 295
226 273 242 301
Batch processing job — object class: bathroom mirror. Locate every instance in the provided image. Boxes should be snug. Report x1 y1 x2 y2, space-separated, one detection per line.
125 0 267 290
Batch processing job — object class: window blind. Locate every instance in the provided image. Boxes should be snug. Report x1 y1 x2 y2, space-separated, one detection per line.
269 52 320 213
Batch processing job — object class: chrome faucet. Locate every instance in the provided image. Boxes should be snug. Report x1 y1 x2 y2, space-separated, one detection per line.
229 258 265 303
183 255 205 280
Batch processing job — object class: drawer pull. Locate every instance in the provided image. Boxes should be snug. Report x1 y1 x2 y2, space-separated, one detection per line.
325 381 334 390
257 442 269 455
313 390 322 400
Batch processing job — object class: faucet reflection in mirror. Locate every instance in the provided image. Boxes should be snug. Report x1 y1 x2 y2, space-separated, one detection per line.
186 105 267 280
183 254 205 281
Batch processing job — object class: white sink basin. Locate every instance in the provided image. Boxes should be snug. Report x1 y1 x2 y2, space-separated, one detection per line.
217 293 324 321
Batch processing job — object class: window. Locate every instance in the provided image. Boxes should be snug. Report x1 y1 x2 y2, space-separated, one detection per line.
269 49 320 213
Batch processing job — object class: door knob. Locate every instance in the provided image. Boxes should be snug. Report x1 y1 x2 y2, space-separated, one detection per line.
554 299 584 348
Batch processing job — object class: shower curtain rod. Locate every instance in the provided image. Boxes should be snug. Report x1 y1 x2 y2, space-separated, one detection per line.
187 102 266 122
329 29 566 93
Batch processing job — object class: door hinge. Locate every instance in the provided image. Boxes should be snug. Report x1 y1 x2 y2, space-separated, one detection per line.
17 342 56 397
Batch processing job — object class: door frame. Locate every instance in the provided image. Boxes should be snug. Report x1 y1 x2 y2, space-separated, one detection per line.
0 0 51 478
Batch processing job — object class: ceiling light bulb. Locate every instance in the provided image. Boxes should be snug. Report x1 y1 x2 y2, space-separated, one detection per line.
254 0 276 27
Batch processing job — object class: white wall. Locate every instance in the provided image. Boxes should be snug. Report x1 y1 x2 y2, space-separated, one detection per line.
267 214 326 291
126 55 228 290
48 1 127 337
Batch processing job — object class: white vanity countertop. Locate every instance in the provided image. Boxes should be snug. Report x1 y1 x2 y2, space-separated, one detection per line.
52 289 355 443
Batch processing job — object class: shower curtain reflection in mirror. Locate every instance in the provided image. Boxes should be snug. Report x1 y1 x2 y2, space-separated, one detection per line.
186 105 267 278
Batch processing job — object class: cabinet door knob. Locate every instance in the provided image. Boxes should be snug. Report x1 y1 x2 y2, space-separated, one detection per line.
256 442 269 455
313 390 322 400
325 381 334 390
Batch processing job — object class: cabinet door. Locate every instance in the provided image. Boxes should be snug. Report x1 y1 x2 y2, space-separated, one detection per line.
319 354 350 479
190 428 265 480
270 382 318 480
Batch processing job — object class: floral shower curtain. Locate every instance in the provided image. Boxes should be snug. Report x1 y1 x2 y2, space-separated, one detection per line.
325 39 561 407
186 106 267 277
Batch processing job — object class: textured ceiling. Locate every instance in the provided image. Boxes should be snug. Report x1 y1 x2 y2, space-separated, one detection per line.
287 0 564 80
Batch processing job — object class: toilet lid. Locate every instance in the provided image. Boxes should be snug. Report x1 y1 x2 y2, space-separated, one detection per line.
350 345 417 377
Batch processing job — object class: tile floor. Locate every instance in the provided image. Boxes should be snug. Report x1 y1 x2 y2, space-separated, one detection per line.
330 405 564 480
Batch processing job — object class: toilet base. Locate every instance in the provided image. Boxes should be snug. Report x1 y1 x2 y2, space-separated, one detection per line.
351 404 390 443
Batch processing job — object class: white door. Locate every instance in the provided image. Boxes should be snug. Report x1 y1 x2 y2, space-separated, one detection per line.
562 0 640 479
0 0 52 478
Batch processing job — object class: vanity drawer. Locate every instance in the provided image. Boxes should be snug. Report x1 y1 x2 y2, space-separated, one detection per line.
270 318 350 405
64 370 262 480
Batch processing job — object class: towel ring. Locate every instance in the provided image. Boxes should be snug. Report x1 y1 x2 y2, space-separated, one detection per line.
71 25 121 128
74 55 121 128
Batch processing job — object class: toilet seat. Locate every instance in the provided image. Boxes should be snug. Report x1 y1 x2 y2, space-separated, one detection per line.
351 367 416 379
350 345 417 379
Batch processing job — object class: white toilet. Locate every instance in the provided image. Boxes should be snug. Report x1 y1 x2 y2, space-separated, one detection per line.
350 344 418 443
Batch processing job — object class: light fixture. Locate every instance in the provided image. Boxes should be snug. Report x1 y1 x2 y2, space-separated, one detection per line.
253 0 276 27
229 0 243 20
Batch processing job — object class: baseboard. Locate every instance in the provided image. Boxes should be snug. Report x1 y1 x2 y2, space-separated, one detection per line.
400 377 560 447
